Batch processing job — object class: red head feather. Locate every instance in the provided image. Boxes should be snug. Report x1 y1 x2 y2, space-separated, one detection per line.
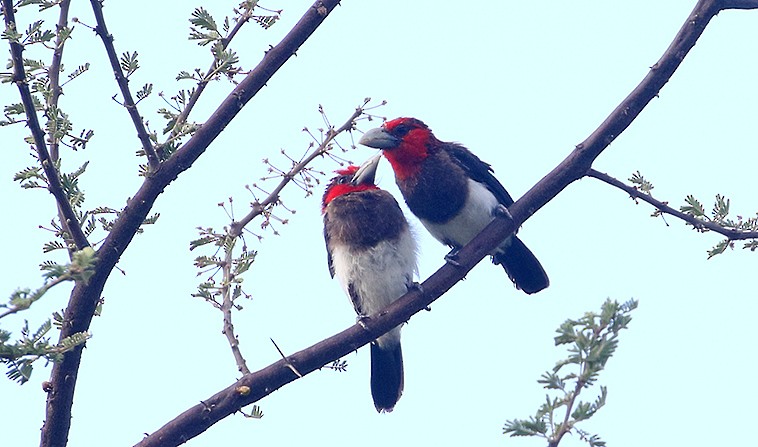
381 117 434 180
321 165 379 212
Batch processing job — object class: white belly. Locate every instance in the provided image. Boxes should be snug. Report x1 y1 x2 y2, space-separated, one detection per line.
330 230 417 348
420 179 501 248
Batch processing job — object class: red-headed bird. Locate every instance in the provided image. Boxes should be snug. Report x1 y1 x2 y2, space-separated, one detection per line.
359 117 548 294
322 155 417 412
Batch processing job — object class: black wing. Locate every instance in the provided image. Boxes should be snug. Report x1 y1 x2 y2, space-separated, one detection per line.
444 143 515 207
323 215 335 278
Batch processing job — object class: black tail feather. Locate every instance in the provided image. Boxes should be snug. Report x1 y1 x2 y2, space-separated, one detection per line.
495 236 549 294
370 342 404 412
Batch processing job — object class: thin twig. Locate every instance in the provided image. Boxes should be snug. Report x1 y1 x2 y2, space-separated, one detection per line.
39 2 343 446
270 338 302 378
133 2 756 445
221 242 250 375
588 169 758 240
47 0 78 259
229 100 368 237
548 378 585 447
167 7 258 142
218 101 367 375
0 274 71 320
88 0 160 170
1 0 90 251
48 0 71 162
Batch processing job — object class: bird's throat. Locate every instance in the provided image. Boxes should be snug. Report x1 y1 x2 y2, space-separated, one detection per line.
382 145 427 180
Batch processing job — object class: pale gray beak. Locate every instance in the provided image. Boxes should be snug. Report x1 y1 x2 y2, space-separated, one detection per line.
359 127 401 149
351 153 382 186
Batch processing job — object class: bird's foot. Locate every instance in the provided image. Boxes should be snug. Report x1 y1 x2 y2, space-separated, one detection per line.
444 248 462 267
493 204 513 221
355 315 371 330
407 281 424 295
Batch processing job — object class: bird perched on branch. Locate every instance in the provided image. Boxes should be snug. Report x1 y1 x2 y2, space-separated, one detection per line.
359 117 548 294
321 154 417 412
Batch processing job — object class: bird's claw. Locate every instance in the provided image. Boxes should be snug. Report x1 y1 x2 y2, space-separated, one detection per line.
444 248 462 267
356 315 370 330
407 281 424 295
494 204 513 220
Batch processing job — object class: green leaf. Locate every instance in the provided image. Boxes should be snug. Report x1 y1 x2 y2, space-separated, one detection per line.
120 51 140 78
506 300 636 444
707 239 730 259
1 23 23 43
24 20 55 45
254 14 279 29
190 7 218 32
628 170 654 194
503 417 548 437
190 235 217 251
538 371 566 391
681 195 705 217
42 241 67 253
554 320 577 345
194 255 221 268
6 359 34 384
189 8 221 46
136 83 153 102
64 63 90 85
712 194 729 222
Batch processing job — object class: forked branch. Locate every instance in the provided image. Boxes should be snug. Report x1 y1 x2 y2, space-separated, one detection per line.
134 2 757 446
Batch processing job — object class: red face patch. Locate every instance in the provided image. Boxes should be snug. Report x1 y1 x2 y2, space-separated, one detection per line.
322 166 378 212
381 118 433 180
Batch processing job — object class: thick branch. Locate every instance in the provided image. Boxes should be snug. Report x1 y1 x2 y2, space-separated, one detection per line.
131 1 740 444
135 211 517 447
88 0 160 170
1 0 90 251
39 2 343 446
720 0 758 9
588 169 758 240
511 0 722 221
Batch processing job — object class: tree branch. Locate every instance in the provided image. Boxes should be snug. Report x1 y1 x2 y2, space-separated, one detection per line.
588 169 758 240
131 1 744 444
720 0 758 9
47 0 71 162
35 0 757 445
166 6 262 143
217 101 369 374
1 0 90 251
510 0 723 221
229 100 368 238
39 2 344 446
88 0 160 170
46 0 83 259
135 211 515 447
220 243 250 375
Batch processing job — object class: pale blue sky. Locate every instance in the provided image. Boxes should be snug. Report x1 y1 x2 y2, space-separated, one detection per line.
2 1 757 446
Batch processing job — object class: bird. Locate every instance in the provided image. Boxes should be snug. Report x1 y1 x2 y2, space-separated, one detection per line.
321 154 418 412
358 117 549 294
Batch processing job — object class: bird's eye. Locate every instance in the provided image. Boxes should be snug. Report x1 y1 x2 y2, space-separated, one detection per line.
338 176 350 184
392 123 410 136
